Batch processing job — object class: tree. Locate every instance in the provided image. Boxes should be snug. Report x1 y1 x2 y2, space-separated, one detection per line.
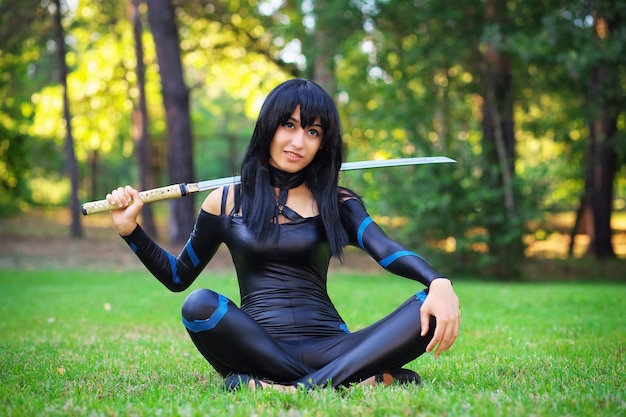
131 0 158 237
479 0 524 265
298 0 364 94
53 0 83 238
146 0 195 244
346 0 511 267
340 0 574 272
576 0 624 258
3 0 623 270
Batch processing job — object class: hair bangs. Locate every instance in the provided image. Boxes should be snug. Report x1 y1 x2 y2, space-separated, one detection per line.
296 87 333 130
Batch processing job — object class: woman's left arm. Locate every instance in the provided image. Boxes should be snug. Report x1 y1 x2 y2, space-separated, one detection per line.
339 197 460 356
340 198 443 285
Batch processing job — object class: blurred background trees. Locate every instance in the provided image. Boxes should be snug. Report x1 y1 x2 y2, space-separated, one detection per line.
0 0 624 275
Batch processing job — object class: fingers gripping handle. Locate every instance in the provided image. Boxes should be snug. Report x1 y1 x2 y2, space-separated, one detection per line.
81 184 189 215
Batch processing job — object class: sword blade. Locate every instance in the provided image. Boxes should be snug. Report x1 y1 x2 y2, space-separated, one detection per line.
196 175 241 192
196 156 455 192
339 156 455 171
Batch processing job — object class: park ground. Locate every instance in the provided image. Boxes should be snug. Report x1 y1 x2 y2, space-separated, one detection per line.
1 208 625 417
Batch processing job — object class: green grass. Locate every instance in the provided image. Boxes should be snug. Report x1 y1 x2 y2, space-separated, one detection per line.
1 270 625 417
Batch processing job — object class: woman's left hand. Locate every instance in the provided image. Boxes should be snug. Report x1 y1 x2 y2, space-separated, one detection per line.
420 278 460 358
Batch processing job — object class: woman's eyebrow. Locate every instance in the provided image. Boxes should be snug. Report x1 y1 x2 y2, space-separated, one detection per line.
303 119 323 128
288 116 322 128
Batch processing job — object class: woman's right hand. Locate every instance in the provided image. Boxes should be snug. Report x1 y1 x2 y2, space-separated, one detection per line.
106 185 144 236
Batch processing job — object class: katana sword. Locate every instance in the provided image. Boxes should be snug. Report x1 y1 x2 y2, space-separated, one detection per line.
81 156 455 215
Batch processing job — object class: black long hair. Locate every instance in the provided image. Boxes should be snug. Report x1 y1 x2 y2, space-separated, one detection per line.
240 78 348 258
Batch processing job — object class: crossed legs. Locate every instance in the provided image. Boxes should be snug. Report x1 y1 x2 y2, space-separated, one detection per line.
181 288 435 390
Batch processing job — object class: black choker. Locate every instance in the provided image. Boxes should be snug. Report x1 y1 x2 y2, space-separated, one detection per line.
269 166 307 222
269 166 307 190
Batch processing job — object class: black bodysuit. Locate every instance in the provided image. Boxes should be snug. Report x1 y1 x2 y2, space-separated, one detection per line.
122 184 446 388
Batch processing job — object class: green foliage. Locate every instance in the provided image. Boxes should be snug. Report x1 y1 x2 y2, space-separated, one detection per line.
0 0 624 263
0 124 31 215
1 270 624 416
0 0 60 214
335 0 625 265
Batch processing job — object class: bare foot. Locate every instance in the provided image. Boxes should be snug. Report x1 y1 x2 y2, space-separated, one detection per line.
250 379 298 392
358 373 394 387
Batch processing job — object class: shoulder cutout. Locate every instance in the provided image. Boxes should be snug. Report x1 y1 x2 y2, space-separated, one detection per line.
202 187 226 215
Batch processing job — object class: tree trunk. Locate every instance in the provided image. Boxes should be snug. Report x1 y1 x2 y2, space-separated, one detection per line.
145 0 195 245
481 0 522 262
584 66 618 258
53 0 82 238
311 24 335 95
568 193 588 256
579 4 622 259
132 0 157 238
301 0 337 95
88 149 98 201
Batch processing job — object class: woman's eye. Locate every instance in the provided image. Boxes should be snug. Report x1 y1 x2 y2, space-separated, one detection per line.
285 122 294 128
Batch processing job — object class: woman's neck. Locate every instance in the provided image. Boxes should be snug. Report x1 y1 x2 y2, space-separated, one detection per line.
269 165 307 190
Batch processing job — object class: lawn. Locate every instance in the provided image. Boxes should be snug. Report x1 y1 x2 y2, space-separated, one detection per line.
0 269 624 416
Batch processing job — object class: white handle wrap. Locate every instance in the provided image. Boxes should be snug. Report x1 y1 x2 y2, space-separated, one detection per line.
81 184 186 215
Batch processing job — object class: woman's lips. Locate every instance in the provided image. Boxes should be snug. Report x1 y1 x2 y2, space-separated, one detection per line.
284 151 303 161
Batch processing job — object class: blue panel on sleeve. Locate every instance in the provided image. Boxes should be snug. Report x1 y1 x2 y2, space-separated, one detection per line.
379 250 425 268
167 253 180 285
357 217 373 249
184 238 200 267
129 242 137 253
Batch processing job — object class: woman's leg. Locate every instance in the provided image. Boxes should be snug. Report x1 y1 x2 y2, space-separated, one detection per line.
296 290 436 388
181 288 314 384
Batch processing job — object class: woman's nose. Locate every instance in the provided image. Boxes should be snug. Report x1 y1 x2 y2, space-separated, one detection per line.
290 129 305 148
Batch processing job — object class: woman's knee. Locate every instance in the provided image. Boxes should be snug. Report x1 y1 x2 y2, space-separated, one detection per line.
181 288 221 321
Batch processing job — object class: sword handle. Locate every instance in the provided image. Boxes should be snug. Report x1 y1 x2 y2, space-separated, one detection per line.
81 184 189 215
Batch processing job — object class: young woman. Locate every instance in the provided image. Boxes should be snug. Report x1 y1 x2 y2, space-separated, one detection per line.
107 78 460 391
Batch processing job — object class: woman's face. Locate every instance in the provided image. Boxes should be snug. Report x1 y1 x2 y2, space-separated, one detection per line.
269 105 323 173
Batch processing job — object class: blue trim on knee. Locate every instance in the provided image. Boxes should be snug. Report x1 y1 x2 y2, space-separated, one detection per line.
182 293 229 333
415 289 428 303
339 323 350 334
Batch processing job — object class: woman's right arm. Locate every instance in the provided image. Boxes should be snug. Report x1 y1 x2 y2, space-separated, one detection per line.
106 186 225 292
